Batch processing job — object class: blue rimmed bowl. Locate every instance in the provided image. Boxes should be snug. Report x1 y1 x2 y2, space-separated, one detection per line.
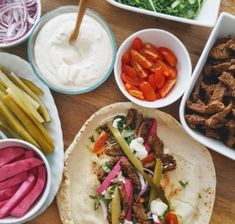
27 6 117 94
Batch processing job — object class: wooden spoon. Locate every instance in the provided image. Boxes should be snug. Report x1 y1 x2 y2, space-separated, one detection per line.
69 0 89 44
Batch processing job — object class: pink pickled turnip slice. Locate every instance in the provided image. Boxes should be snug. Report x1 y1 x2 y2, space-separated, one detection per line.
24 150 35 159
0 147 25 167
0 158 43 182
10 166 46 217
0 199 8 208
144 119 157 152
0 185 19 201
125 178 133 221
0 173 36 218
96 157 126 194
0 171 28 191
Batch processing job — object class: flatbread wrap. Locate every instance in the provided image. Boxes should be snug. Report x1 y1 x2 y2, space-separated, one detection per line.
57 102 216 224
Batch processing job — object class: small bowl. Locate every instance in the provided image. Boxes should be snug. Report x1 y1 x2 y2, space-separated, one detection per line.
114 29 192 108
28 6 117 94
0 139 51 224
0 0 41 48
180 13 235 160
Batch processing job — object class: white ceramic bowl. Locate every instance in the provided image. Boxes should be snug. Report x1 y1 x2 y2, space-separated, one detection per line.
0 139 51 224
107 0 221 27
180 13 235 160
0 0 41 48
114 29 192 108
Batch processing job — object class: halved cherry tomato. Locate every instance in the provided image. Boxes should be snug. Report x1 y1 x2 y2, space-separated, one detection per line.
165 213 179 224
132 37 143 51
131 50 153 69
121 52 131 64
147 74 156 90
159 47 177 67
141 153 155 165
127 89 145 100
155 68 165 89
155 60 170 76
166 64 177 79
93 131 108 154
141 49 162 61
121 73 143 86
155 90 162 100
132 62 149 78
139 81 156 101
144 43 158 52
160 78 176 98
122 65 138 78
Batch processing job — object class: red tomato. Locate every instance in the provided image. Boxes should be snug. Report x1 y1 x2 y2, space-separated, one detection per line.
132 37 143 51
131 50 153 69
139 81 156 101
160 78 176 98
141 153 155 165
155 90 162 100
165 213 179 224
121 52 131 64
141 49 162 61
155 68 165 89
144 43 158 52
122 65 138 78
147 74 156 90
127 89 145 100
159 47 177 67
121 73 143 86
132 62 149 78
155 60 177 79
93 131 108 154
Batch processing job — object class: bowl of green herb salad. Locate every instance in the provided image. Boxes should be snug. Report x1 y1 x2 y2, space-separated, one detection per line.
107 0 221 27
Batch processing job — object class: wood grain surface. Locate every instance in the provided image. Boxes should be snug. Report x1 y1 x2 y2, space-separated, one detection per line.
1 0 235 223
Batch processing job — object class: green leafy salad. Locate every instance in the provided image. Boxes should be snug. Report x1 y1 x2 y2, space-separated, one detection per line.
115 0 205 19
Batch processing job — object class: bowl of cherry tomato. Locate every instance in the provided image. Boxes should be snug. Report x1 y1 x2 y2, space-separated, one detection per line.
114 29 192 108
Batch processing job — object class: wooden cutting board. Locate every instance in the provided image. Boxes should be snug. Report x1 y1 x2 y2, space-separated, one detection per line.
1 0 235 223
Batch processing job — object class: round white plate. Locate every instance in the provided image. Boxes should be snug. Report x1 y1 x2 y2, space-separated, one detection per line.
0 52 64 223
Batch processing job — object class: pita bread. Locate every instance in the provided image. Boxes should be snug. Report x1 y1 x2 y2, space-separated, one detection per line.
57 102 216 224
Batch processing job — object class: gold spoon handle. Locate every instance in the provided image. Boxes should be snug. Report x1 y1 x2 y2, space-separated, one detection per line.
69 0 89 43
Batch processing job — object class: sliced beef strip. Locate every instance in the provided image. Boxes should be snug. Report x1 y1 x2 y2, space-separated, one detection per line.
104 143 122 157
212 61 232 75
228 38 235 51
132 203 149 224
200 82 218 102
232 109 235 117
117 182 131 223
209 82 226 103
196 99 206 106
120 160 140 188
143 161 155 170
186 100 225 114
154 136 164 158
161 154 177 174
125 109 137 128
205 103 232 128
185 114 206 129
226 135 235 148
205 128 221 140
227 119 235 135
219 72 235 97
192 76 203 101
210 40 232 60
134 114 144 136
136 119 151 139
228 64 235 72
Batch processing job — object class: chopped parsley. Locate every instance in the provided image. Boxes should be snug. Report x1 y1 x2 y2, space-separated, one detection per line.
95 126 102 134
113 115 126 131
124 135 135 145
89 194 112 210
179 180 189 188
89 135 95 143
102 162 113 173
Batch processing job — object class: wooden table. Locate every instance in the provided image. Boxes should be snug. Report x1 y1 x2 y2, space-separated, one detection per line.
1 0 235 223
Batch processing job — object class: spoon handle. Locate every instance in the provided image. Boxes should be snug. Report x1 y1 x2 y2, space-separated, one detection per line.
69 0 89 43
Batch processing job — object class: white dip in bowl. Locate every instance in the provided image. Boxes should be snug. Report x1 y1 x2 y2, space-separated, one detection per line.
34 11 114 92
